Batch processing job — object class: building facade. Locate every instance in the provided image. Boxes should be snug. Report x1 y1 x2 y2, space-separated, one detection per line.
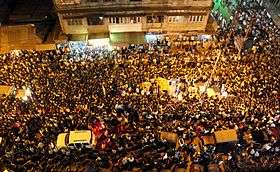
53 0 213 44
0 25 42 53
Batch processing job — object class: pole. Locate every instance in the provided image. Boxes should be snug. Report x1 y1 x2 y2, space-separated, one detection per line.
204 49 222 92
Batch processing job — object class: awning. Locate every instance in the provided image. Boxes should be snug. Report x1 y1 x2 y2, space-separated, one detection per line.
88 33 109 40
69 34 87 41
35 44 56 51
110 32 145 45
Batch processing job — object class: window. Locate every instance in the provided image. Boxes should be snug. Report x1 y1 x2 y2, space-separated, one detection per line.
68 143 75 148
75 143 83 149
67 18 83 25
168 17 172 23
65 134 70 145
147 16 164 23
109 17 120 24
168 16 182 23
109 16 141 24
87 16 104 25
189 15 203 22
130 17 135 23
116 17 120 24
189 16 194 22
125 17 129 23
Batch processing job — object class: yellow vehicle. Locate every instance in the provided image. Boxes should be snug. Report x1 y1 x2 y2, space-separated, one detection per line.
56 130 96 149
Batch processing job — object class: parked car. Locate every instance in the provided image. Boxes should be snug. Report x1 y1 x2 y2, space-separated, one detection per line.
56 130 96 149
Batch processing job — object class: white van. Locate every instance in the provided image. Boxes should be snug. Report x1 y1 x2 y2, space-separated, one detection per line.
56 130 97 149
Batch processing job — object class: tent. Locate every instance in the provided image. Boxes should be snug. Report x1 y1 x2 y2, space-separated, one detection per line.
214 129 238 143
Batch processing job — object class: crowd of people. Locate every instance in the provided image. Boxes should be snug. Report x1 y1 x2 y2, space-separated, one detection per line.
0 0 280 171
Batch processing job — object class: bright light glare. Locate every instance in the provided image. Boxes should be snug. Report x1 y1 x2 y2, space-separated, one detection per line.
25 87 31 96
22 96 28 101
145 34 162 43
221 91 228 97
88 38 110 48
21 87 32 101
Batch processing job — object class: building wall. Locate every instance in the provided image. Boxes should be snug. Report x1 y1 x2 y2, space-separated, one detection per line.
60 14 210 34
54 0 212 10
54 0 212 38
0 25 42 53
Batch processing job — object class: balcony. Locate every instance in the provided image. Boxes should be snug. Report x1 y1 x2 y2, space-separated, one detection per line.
109 23 143 33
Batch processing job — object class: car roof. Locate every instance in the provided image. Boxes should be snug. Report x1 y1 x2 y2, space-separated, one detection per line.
69 130 91 144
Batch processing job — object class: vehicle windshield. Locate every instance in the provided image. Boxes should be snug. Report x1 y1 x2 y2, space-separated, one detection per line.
65 133 70 145
75 143 82 149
